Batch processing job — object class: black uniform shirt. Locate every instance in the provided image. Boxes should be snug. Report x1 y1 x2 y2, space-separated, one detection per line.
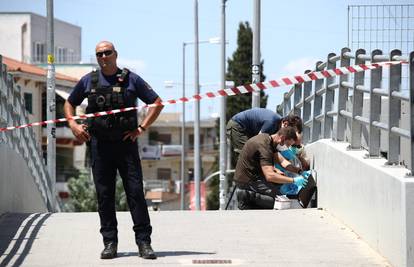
68 68 159 107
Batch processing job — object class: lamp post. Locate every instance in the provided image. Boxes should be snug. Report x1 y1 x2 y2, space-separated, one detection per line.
251 0 261 108
219 0 227 210
46 0 56 211
165 37 221 210
194 0 201 210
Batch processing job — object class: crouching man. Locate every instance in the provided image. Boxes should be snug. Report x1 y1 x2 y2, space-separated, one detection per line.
234 127 308 209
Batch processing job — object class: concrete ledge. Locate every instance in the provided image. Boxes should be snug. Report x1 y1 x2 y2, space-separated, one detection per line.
306 139 414 267
0 143 47 215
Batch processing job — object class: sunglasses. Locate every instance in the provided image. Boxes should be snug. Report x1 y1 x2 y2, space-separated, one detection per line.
96 50 114 58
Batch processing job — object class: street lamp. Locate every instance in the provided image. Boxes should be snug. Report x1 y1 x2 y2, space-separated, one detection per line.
251 0 261 108
165 37 221 210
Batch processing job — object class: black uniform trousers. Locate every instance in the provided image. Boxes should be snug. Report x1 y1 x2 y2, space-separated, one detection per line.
90 137 152 245
236 179 281 209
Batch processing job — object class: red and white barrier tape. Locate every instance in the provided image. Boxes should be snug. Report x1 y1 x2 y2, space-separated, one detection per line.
0 60 407 132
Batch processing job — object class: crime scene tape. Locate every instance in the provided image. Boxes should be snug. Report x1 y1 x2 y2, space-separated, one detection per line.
0 60 407 133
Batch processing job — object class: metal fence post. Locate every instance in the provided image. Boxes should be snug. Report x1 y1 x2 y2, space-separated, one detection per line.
350 49 365 149
283 92 291 116
302 70 312 144
0 57 4 144
312 61 324 142
369 49 382 157
293 83 301 117
336 48 351 141
409 51 414 175
6 72 12 146
387 49 402 164
323 53 336 138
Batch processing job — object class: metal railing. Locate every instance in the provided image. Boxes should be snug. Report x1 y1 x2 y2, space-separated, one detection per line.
281 48 414 175
0 55 58 211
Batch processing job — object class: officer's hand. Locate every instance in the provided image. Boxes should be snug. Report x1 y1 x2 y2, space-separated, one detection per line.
69 123 90 144
123 127 144 142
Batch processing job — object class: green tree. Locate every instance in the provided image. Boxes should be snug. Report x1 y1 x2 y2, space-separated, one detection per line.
66 173 129 212
225 21 268 120
206 158 219 210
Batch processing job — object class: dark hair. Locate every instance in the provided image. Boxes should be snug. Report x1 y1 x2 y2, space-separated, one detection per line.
282 115 303 134
277 126 298 141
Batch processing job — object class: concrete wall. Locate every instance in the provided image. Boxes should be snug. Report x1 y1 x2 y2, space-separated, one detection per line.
306 139 414 267
0 13 81 63
0 143 48 215
0 14 30 62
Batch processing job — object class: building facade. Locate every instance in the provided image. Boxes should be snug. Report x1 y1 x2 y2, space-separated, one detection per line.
138 112 218 209
0 12 81 64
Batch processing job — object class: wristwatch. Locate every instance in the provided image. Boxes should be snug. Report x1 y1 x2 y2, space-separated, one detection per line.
138 125 146 131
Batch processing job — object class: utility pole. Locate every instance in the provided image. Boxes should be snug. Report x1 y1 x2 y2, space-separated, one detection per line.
251 0 261 108
181 43 186 210
46 0 56 211
194 0 201 210
219 0 227 210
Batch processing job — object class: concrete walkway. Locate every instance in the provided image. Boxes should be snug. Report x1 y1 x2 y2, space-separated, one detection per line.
0 209 390 267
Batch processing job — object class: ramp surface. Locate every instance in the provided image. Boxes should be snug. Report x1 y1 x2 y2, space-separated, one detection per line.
0 209 389 266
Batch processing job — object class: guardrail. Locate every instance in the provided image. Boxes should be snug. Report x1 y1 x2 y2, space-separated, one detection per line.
0 55 58 211
281 48 413 175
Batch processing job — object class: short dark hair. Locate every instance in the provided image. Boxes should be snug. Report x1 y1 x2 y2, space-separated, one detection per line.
277 126 298 141
282 115 303 133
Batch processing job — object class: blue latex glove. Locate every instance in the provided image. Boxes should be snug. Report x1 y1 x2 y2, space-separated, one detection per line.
293 175 308 187
301 170 311 179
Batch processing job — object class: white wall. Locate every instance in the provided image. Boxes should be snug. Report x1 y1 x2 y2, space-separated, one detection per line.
306 139 414 267
0 13 81 63
0 143 48 214
0 14 30 62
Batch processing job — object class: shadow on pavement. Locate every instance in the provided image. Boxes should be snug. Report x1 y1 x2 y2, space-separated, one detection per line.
117 251 216 258
0 213 51 267
153 251 216 258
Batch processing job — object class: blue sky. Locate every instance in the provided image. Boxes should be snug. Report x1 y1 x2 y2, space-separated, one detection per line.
1 0 412 119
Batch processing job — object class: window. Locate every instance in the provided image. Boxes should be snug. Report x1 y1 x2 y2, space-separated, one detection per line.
158 134 171 144
187 168 204 181
24 93 33 114
188 134 204 149
68 49 75 63
148 131 171 145
157 168 171 180
57 47 67 63
33 42 46 63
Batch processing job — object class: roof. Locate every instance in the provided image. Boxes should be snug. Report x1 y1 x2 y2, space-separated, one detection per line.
2 56 78 83
0 12 80 28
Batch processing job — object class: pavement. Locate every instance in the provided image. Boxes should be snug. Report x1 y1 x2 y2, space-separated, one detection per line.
0 209 390 267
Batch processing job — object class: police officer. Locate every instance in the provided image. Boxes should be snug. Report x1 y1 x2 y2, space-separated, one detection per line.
64 41 163 260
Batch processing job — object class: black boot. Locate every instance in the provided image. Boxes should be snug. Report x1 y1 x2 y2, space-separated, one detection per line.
100 242 117 259
138 242 157 259
236 189 254 210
